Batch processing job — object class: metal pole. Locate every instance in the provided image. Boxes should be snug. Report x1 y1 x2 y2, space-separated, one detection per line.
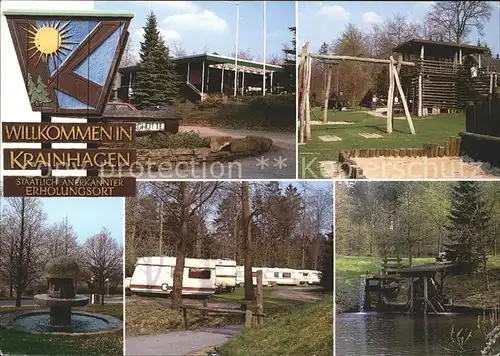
234 3 239 98
201 60 205 101
263 0 266 96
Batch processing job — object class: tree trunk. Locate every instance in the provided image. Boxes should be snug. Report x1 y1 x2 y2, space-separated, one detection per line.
408 244 412 267
15 198 26 307
242 182 255 301
323 65 332 123
100 279 105 305
172 182 190 309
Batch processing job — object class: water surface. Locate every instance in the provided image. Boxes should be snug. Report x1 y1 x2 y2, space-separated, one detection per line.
12 312 111 332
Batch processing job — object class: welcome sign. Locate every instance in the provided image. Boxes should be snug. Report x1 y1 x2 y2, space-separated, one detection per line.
2 9 136 197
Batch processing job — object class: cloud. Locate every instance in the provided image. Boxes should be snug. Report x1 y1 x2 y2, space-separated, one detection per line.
362 12 383 25
141 1 200 13
414 1 436 10
135 28 181 42
162 10 227 32
318 5 350 21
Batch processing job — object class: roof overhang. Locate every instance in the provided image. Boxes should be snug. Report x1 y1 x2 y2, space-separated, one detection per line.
393 39 488 56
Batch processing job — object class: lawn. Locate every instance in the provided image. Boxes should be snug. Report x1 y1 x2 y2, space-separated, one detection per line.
215 295 333 356
0 304 123 356
336 255 500 311
126 286 315 337
299 108 465 178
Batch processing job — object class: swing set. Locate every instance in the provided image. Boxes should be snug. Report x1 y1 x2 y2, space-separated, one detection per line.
298 42 417 144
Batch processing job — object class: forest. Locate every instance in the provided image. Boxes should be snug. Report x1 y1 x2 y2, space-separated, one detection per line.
0 197 123 306
125 181 333 305
337 181 499 258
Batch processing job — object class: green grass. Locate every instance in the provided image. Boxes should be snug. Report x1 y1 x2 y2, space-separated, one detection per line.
215 295 333 356
0 304 123 355
299 109 466 178
336 255 500 311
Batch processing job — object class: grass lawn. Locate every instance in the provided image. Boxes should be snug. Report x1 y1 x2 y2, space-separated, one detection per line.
299 109 465 178
126 286 315 337
215 295 333 356
0 304 123 356
336 255 500 311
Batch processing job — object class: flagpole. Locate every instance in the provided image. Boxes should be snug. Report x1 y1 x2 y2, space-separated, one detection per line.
234 2 239 98
263 0 266 96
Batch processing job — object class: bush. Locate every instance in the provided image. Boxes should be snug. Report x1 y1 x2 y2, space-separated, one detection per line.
136 131 211 149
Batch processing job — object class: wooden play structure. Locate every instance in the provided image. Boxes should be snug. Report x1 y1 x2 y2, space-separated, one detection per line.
363 258 457 315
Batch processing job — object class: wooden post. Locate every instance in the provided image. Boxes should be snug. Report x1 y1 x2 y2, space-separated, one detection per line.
187 62 190 83
242 70 245 96
391 57 415 135
298 42 309 144
479 54 482 68
257 270 264 327
245 310 253 329
181 307 188 330
423 277 428 315
387 62 394 133
305 55 312 140
201 60 205 102
323 64 332 123
221 66 224 93
459 48 462 64
203 299 208 317
409 277 414 313
270 71 273 94
418 45 424 117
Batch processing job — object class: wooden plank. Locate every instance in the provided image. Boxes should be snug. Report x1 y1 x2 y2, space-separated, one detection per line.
390 57 415 135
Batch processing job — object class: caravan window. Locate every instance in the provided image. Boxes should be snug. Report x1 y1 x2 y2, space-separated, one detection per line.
302 273 309 277
274 272 279 278
283 272 291 278
189 268 211 279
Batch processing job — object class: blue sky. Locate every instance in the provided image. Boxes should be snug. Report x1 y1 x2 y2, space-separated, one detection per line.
95 1 295 61
1 197 124 245
298 1 500 55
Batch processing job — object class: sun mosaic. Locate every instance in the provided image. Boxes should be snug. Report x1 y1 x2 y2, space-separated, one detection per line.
23 21 78 67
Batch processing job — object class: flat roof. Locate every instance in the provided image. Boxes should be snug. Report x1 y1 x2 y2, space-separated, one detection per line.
2 9 134 18
398 262 456 277
394 39 488 55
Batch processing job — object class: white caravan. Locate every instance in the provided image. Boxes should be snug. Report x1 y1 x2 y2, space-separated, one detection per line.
298 270 322 285
265 268 301 286
130 256 216 296
236 265 244 286
213 259 237 292
124 277 132 289
252 267 269 286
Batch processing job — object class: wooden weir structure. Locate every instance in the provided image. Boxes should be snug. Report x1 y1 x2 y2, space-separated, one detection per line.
363 260 457 315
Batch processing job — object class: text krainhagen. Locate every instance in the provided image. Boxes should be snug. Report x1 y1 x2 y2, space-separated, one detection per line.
6 151 132 169
3 124 133 141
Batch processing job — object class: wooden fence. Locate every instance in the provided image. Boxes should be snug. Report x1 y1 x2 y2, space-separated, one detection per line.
180 270 266 331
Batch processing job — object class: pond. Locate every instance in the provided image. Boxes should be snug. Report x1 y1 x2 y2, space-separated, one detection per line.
336 312 488 355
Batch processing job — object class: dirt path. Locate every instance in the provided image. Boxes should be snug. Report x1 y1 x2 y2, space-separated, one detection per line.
271 286 324 302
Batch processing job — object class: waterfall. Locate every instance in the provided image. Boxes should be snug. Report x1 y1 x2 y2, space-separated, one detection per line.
359 275 366 312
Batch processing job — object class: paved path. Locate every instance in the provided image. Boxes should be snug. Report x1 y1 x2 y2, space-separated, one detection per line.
0 297 122 307
126 325 244 356
137 126 296 179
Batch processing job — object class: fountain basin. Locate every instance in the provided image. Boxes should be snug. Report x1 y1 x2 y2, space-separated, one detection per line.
34 294 89 308
0 310 123 335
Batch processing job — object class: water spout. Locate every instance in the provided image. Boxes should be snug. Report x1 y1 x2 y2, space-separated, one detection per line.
359 275 366 312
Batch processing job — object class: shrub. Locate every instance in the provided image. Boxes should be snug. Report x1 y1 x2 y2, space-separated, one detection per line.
136 131 211 149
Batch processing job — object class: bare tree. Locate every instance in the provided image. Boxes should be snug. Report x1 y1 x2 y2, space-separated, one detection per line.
425 1 494 44
82 229 123 305
267 53 282 65
42 217 79 260
231 48 254 60
170 40 187 58
120 37 137 67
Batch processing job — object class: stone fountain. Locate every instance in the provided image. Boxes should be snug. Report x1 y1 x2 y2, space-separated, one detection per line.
0 256 122 334
34 256 89 326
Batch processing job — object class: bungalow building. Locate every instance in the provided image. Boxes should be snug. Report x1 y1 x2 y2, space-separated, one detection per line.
114 53 285 103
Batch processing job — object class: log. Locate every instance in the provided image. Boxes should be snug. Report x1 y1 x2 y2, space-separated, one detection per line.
387 62 394 134
182 307 188 330
311 54 415 66
444 141 450 156
390 57 415 135
438 146 445 157
298 42 309 144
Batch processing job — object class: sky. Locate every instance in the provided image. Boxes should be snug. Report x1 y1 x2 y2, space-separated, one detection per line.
0 197 124 245
298 1 500 55
95 1 296 61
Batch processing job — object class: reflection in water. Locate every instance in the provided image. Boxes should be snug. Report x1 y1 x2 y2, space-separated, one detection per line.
336 313 484 356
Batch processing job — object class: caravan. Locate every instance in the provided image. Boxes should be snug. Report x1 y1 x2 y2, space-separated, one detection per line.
129 256 217 296
235 266 269 286
265 268 301 286
298 270 322 285
213 259 237 292
236 265 244 286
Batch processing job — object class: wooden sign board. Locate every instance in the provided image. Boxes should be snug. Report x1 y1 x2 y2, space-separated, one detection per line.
3 10 133 116
3 176 136 197
2 122 136 143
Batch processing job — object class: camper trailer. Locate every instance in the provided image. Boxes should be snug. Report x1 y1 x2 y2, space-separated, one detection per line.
213 259 237 292
252 267 269 286
236 265 244 286
265 268 301 286
129 256 217 296
298 270 322 285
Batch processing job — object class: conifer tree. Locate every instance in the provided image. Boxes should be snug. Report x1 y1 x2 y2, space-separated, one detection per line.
132 12 180 108
446 181 490 272
282 26 296 94
318 42 329 55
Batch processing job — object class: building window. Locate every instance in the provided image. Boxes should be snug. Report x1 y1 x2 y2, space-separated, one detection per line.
189 268 211 279
283 273 291 278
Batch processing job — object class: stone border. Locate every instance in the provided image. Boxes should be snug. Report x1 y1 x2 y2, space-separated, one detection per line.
0 310 123 336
